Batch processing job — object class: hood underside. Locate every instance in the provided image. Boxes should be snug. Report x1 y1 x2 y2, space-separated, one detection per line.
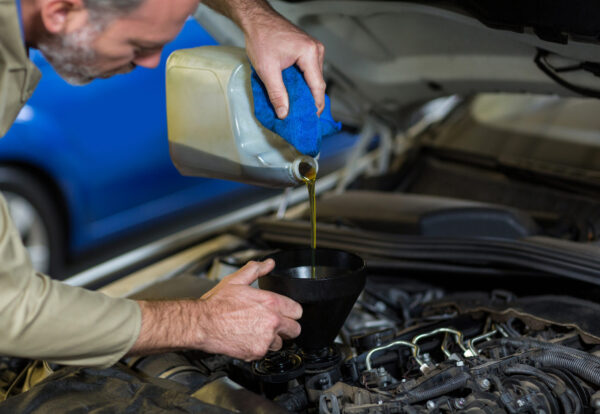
195 1 600 122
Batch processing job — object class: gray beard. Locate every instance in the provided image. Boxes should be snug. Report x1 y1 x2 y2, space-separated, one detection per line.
37 22 135 85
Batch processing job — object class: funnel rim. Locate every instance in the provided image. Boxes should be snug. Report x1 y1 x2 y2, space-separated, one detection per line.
264 247 366 281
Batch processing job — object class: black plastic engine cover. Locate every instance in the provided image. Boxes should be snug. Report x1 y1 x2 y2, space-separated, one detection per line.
317 191 538 239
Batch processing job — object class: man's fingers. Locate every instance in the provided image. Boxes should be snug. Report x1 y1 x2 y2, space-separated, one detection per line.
277 295 303 320
268 336 283 352
316 43 326 117
279 296 302 319
227 259 275 285
298 53 326 117
257 290 302 320
277 317 302 340
317 43 325 72
258 66 289 119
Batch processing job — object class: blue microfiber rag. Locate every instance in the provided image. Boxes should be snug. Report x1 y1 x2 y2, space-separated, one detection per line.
251 65 341 157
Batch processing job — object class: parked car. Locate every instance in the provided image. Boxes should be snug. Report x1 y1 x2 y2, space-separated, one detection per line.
0 17 358 277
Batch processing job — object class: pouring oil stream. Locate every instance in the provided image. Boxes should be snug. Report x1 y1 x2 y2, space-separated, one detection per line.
297 159 318 279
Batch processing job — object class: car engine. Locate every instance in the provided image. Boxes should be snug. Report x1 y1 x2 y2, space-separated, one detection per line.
129 259 600 414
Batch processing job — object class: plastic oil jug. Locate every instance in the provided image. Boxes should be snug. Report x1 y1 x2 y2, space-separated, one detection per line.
166 46 317 188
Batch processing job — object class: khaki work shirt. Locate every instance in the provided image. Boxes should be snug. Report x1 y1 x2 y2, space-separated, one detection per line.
0 0 141 366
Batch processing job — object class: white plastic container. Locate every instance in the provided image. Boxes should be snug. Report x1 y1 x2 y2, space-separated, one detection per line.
166 46 317 188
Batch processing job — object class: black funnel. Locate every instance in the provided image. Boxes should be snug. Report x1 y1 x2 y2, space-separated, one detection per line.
259 248 366 351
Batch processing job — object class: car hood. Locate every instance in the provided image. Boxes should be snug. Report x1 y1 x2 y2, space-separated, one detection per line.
195 1 600 123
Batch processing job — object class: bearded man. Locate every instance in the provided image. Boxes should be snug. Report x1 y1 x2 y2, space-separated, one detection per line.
0 0 326 367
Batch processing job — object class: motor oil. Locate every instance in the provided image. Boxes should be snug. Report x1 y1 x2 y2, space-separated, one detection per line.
166 46 317 188
297 163 318 278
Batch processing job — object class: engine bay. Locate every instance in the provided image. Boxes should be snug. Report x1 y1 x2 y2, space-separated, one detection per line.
128 248 600 414
6 99 600 412
122 163 600 413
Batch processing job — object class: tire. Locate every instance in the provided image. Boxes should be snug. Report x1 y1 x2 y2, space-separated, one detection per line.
0 166 66 277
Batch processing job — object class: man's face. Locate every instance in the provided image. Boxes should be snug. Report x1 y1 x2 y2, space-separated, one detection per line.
38 0 197 85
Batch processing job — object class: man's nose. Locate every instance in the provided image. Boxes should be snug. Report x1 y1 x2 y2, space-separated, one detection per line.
133 51 162 69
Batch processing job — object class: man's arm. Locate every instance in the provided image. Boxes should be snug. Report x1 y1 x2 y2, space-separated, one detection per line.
0 195 141 367
202 0 326 119
0 192 300 365
129 259 302 361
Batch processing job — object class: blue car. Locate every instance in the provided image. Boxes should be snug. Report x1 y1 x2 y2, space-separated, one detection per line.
0 19 253 276
0 18 357 277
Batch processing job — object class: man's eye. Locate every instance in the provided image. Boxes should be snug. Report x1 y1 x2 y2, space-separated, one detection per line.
135 48 151 57
135 46 161 57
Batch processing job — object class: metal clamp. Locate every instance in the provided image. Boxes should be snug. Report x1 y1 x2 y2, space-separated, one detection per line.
465 329 499 357
411 328 468 370
365 340 419 371
412 328 468 355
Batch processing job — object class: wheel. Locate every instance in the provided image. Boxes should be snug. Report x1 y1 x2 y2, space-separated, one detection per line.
0 167 66 277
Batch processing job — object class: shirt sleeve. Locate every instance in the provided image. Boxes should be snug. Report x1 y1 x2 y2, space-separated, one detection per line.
0 194 142 367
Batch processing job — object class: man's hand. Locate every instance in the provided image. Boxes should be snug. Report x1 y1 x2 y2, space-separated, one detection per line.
129 260 303 361
196 259 302 359
203 0 326 119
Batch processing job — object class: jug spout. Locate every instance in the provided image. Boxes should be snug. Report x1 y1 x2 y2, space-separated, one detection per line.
292 156 318 183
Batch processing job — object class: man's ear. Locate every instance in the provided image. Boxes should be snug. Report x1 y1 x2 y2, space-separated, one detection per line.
40 0 87 34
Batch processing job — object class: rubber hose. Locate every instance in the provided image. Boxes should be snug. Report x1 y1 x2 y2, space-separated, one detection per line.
400 372 470 404
504 365 575 414
480 338 594 361
478 338 600 386
566 387 583 414
558 392 575 414
532 351 600 386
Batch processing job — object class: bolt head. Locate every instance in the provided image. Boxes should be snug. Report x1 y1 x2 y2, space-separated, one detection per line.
454 398 466 409
426 400 436 410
